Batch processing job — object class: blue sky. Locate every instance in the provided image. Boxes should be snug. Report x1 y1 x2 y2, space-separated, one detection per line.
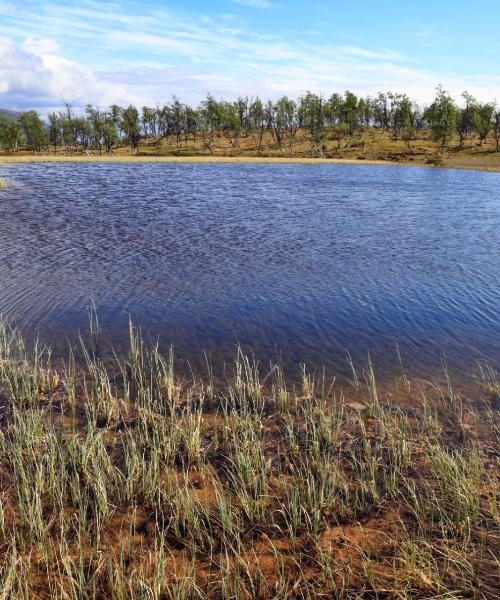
1 0 499 112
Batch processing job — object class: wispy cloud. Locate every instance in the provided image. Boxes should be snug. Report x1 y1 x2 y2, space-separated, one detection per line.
0 0 499 112
229 0 273 8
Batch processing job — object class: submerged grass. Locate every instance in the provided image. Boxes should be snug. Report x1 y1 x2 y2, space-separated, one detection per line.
0 320 498 598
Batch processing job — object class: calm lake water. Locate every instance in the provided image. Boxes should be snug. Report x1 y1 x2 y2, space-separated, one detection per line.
0 162 499 378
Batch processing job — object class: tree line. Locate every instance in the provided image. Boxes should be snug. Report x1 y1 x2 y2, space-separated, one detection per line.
1 86 499 156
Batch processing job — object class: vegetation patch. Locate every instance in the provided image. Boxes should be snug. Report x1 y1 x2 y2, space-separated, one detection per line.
0 321 498 598
2 89 500 173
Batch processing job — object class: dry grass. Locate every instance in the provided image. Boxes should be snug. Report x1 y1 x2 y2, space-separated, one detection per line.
0 320 498 598
2 129 500 173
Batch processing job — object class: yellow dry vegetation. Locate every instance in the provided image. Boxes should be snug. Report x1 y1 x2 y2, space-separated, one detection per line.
2 129 500 172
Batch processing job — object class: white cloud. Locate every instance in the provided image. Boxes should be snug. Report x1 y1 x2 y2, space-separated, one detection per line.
0 37 149 111
229 0 273 8
0 1 499 113
21 37 60 55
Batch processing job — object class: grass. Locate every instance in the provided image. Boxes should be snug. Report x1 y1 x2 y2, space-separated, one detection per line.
2 129 500 173
0 320 498 598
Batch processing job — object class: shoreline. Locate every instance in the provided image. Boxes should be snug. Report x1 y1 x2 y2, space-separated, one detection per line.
2 153 500 173
0 320 498 597
0 154 401 166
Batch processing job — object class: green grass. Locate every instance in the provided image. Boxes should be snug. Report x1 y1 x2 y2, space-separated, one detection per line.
0 319 498 598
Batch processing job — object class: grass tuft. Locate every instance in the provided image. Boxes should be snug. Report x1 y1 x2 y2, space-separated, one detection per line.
0 320 498 598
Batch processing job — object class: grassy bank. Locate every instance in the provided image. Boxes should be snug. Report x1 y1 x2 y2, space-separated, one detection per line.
0 321 498 598
2 129 500 173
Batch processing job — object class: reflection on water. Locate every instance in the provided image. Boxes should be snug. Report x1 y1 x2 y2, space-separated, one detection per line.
0 162 499 378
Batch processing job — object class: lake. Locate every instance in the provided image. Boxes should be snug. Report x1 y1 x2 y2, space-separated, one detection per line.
1 162 499 379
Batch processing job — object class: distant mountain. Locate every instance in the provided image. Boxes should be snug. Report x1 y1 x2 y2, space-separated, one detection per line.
0 109 22 121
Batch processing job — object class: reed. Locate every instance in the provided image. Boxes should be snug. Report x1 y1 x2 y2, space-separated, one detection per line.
0 319 498 598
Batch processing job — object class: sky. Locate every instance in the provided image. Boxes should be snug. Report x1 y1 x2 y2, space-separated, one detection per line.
1 0 500 113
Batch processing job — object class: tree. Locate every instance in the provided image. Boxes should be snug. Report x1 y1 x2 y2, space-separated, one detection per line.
47 113 62 153
85 105 107 155
473 102 494 146
424 86 457 153
220 101 242 148
372 92 390 131
358 97 373 130
279 96 299 154
393 96 417 152
102 120 118 155
493 110 500 152
456 92 477 149
249 98 266 154
141 106 158 143
109 105 124 140
325 93 343 127
59 103 78 152
198 95 222 154
185 107 199 146
267 99 286 154
386 92 401 137
392 95 414 141
73 117 92 153
340 91 360 136
20 111 46 153
0 117 23 152
121 105 141 154
170 97 186 147
237 96 250 137
299 92 325 156
156 105 172 144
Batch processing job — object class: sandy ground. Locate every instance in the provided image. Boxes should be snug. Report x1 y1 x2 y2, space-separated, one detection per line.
2 153 500 173
1 154 392 165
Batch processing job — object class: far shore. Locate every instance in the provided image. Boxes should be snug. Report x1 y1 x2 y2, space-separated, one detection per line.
2 152 500 173
0 154 405 167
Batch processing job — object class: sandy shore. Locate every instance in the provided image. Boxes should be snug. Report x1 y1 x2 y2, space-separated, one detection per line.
2 153 500 173
1 154 391 166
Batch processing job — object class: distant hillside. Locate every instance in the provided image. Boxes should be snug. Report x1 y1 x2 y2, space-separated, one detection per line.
0 109 22 121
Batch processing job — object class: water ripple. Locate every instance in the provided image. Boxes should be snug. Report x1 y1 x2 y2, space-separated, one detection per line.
0 163 499 376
